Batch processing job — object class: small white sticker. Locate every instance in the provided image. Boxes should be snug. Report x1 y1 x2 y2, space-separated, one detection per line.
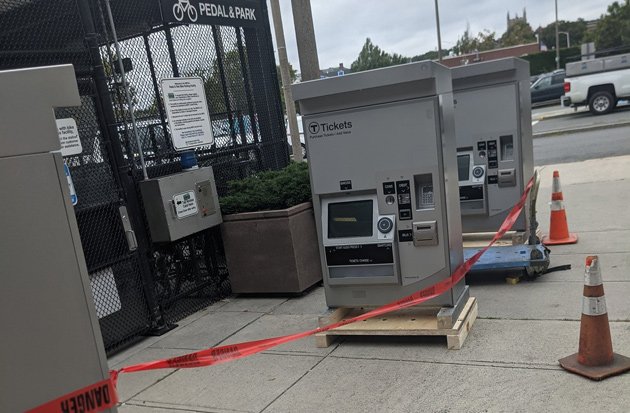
56 118 83 156
173 190 198 219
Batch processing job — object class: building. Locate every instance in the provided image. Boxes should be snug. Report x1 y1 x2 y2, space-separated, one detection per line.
320 63 351 78
507 8 527 30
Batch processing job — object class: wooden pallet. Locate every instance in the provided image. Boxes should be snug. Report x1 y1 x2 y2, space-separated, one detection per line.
315 297 478 350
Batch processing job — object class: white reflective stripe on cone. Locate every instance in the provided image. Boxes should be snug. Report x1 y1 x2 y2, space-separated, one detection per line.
585 262 603 286
551 200 565 211
552 178 562 194
582 296 607 316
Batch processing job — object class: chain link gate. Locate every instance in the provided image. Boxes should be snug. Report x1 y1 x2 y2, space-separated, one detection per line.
0 0 289 353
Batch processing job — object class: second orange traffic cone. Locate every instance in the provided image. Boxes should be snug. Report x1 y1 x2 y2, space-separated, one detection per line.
559 256 630 380
542 170 578 245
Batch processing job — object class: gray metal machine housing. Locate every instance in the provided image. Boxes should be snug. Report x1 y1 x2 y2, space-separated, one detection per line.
140 166 222 243
293 61 467 310
0 65 114 412
451 58 534 234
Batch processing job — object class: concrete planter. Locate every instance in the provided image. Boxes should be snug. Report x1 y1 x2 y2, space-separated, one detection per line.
221 201 322 294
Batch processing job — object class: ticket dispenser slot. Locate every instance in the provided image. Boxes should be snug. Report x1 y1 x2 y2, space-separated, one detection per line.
498 168 516 187
413 221 438 246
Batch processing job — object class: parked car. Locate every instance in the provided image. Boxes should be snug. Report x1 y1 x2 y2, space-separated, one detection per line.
563 53 630 115
530 70 566 104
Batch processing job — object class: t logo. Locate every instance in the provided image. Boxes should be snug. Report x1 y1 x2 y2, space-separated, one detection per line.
308 122 320 135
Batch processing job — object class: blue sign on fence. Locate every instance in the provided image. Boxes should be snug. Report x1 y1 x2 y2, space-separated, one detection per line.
64 163 78 206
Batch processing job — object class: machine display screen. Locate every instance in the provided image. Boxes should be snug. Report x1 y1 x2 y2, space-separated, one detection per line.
328 200 373 238
457 154 470 181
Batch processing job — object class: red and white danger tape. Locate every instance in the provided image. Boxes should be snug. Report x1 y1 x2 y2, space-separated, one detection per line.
28 175 535 413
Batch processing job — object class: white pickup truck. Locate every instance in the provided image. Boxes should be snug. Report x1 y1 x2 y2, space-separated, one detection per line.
563 53 630 115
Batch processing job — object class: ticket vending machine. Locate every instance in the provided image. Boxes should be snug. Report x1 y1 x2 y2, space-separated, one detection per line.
293 62 468 315
0 65 115 412
451 58 534 235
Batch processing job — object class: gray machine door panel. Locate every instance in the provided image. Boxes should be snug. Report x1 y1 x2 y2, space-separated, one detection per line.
0 153 110 412
454 83 523 217
305 97 448 283
305 98 441 195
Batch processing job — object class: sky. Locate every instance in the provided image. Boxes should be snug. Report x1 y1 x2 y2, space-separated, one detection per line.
269 0 609 71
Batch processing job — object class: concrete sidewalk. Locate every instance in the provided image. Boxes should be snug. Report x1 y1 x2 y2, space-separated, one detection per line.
110 156 630 413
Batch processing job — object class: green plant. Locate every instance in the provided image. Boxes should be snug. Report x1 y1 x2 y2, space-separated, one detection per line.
220 162 311 214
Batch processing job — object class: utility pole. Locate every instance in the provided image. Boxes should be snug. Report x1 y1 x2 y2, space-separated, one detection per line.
270 0 303 161
291 0 320 81
555 0 560 70
434 0 443 61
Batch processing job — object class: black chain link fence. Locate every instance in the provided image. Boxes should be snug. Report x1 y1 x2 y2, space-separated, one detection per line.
0 0 288 353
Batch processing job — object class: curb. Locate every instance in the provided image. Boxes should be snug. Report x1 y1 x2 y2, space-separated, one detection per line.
533 121 630 138
532 110 586 122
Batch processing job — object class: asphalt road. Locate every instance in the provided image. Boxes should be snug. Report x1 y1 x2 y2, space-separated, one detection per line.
532 103 630 135
534 123 630 166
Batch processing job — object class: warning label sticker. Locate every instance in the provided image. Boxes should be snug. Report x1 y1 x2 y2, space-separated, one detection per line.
56 118 83 156
173 190 199 219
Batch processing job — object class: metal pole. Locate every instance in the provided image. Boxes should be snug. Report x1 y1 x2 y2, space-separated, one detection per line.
291 0 320 81
555 0 560 70
434 0 443 61
271 0 303 161
104 0 149 180
560 31 570 48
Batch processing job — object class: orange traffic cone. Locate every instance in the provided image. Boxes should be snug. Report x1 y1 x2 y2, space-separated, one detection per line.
559 256 630 380
542 170 578 245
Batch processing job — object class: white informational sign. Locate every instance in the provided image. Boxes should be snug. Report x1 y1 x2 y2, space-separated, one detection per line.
64 162 78 206
173 190 199 219
161 77 214 150
55 118 83 156
89 267 122 319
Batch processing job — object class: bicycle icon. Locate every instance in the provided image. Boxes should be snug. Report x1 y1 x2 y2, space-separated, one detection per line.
173 0 198 22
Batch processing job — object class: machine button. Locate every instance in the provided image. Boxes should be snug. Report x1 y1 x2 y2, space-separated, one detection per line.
487 140 497 149
488 175 498 184
399 209 412 220
477 141 487 150
472 166 485 179
385 195 396 205
396 180 410 194
478 150 486 158
397 193 411 205
398 229 413 242
377 217 394 233
488 161 498 169
383 182 396 195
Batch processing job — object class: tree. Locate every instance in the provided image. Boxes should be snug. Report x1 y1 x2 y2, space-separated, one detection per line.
452 24 498 55
476 30 499 51
453 24 476 55
411 49 449 61
500 19 536 47
536 19 588 50
350 38 410 72
594 0 630 50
